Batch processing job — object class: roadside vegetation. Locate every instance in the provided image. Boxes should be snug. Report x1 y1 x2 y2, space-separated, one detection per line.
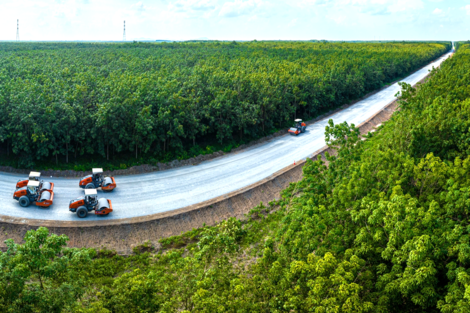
0 41 450 169
1 43 469 312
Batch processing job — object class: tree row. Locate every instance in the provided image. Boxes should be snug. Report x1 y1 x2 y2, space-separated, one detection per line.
0 41 451 167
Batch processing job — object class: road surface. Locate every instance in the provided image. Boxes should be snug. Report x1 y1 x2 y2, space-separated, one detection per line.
0 52 452 221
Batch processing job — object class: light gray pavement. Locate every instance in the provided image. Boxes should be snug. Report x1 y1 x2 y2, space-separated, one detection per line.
0 52 453 221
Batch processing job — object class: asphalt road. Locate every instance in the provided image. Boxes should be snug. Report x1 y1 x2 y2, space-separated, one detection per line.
0 52 453 221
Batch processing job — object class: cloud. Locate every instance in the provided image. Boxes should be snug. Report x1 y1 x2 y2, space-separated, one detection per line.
287 18 298 27
296 0 424 15
51 0 89 19
432 8 442 14
466 5 470 15
386 0 423 13
118 1 150 21
329 13 347 24
218 0 263 18
170 0 216 13
361 5 390 15
133 1 145 10
167 0 217 19
300 0 334 5
131 1 146 14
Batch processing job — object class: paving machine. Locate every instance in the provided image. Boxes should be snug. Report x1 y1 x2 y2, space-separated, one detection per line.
69 189 113 218
13 180 54 207
16 171 54 192
288 119 307 136
79 168 116 192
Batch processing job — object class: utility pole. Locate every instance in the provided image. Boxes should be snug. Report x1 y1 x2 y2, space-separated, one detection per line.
123 20 126 41
16 19 19 41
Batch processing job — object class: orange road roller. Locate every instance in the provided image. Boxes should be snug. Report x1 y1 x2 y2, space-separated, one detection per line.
16 171 54 192
13 180 54 207
288 119 307 136
79 168 116 192
69 189 113 218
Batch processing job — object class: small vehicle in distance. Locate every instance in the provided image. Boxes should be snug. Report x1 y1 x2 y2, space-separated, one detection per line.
69 189 113 218
79 168 116 192
16 171 54 192
13 180 54 207
288 119 307 136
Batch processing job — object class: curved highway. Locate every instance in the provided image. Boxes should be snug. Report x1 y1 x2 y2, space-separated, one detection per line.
0 52 452 221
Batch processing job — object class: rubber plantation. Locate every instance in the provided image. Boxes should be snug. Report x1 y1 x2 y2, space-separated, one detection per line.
0 41 450 169
3 41 470 312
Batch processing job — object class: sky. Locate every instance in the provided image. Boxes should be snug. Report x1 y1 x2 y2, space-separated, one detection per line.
0 0 469 41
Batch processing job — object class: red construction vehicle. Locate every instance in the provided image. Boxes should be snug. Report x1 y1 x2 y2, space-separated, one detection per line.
288 119 307 136
79 168 116 192
16 171 54 192
13 181 54 207
69 189 113 218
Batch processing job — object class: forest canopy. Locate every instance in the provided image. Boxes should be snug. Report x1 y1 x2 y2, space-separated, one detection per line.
0 41 450 168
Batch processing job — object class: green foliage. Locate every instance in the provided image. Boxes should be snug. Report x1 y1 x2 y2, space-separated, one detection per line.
132 241 155 254
159 227 206 249
0 227 93 312
5 43 470 313
0 41 449 168
197 217 246 259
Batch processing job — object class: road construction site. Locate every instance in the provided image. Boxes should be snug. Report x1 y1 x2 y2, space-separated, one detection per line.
0 52 452 226
0 51 453 253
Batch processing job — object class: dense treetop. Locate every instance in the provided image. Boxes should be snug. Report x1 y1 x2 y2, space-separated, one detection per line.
0 41 450 168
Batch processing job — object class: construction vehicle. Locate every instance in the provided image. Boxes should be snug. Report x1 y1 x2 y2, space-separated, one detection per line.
288 119 307 136
16 171 54 192
13 180 54 207
69 189 113 218
79 168 116 192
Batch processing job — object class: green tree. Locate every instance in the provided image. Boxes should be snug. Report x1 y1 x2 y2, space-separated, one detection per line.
0 227 93 312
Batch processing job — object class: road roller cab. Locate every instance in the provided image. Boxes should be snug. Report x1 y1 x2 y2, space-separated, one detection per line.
69 189 113 218
16 171 54 192
13 180 54 207
79 168 116 192
288 119 307 136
